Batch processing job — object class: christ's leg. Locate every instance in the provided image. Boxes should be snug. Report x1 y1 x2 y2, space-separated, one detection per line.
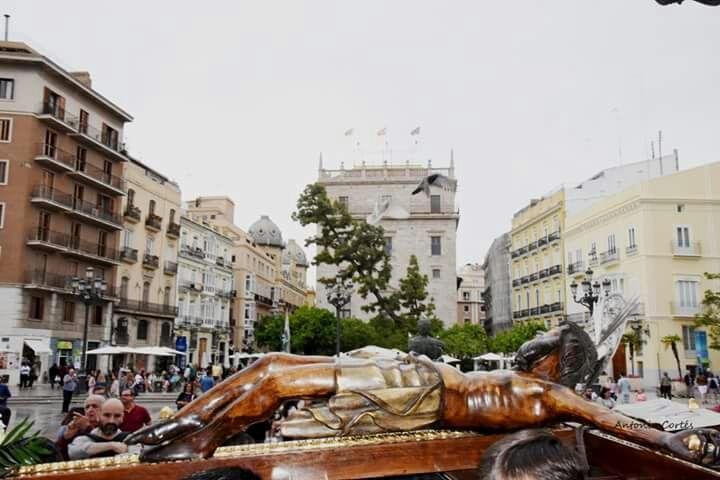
129 362 338 461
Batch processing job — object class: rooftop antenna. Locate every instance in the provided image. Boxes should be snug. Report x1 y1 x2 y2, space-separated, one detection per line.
3 15 9 42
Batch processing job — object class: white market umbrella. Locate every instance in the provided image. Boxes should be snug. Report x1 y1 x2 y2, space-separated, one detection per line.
86 346 134 355
475 352 504 362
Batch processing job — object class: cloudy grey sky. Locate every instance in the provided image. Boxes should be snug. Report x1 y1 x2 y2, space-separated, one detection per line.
6 1 720 279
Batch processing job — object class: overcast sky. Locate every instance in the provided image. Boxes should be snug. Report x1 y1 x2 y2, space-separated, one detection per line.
6 1 719 281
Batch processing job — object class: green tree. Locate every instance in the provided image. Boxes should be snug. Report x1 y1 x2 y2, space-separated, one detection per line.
490 321 547 354
368 315 411 351
440 323 489 359
340 317 377 352
695 272 720 349
661 334 683 379
292 184 438 327
289 306 337 355
254 314 284 352
621 330 645 376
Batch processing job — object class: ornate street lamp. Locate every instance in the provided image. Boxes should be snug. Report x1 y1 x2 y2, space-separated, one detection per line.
326 280 353 356
569 268 611 316
68 266 107 374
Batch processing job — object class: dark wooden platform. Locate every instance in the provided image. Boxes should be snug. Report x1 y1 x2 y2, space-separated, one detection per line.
13 428 720 479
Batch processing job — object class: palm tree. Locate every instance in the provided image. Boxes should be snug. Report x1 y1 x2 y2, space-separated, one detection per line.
621 331 645 376
0 419 52 477
661 334 683 379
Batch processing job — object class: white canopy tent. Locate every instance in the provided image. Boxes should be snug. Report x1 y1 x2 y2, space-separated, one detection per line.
473 353 514 371
439 354 460 364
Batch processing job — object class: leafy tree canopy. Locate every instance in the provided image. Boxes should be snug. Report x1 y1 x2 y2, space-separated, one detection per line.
696 272 720 349
489 321 547 354
440 323 489 359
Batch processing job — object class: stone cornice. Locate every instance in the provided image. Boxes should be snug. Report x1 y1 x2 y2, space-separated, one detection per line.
565 200 641 237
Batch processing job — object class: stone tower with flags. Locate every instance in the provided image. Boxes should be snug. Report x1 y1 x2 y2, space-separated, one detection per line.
315 155 459 326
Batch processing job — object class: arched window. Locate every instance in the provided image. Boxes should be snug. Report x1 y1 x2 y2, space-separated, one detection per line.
137 319 148 340
169 209 176 224
164 286 172 305
127 189 135 206
149 199 156 215
120 277 129 299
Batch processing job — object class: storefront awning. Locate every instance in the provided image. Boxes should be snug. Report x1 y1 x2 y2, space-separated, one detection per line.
24 339 50 354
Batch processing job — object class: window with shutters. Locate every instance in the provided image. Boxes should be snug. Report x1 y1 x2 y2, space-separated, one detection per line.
0 118 11 142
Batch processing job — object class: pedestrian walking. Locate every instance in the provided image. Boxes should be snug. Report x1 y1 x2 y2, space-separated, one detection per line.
49 363 59 390
697 373 708 405
0 376 12 428
62 368 78 413
19 362 30 389
660 372 673 400
617 374 632 404
684 370 695 397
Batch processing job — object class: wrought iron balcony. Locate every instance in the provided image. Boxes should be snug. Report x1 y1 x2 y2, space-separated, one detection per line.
33 143 75 171
164 260 178 275
30 184 122 229
512 279 522 287
521 276 530 284
180 245 206 260
548 230 561 242
145 213 162 231
179 280 203 293
527 241 538 252
254 292 274 306
38 102 77 133
124 205 141 223
116 298 179 317
537 236 548 248
672 241 701 257
568 261 585 275
167 222 181 238
528 272 538 282
69 121 128 161
549 302 563 312
599 249 619 265
120 247 138 263
27 227 119 264
538 269 548 279
548 265 562 276
143 253 159 269
68 159 126 194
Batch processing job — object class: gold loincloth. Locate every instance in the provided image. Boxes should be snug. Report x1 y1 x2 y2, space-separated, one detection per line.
280 354 443 438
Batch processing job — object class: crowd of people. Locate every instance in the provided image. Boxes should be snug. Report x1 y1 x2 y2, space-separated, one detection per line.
580 374 649 410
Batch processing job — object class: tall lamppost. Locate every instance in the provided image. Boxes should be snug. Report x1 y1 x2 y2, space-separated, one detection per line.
69 267 107 374
569 268 610 316
272 299 291 353
326 280 353 356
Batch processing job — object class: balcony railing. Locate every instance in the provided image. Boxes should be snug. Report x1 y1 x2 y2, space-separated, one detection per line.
164 260 178 275
145 213 162 231
116 298 178 316
30 184 122 227
179 280 203 293
70 158 126 192
512 279 521 287
521 276 530 284
143 253 159 269
672 242 701 257
120 247 138 263
255 293 274 306
124 205 141 222
24 269 117 298
538 269 548 279
568 261 585 275
70 120 127 157
549 302 563 312
167 222 180 238
180 245 206 260
527 241 538 253
537 236 548 248
38 102 78 132
599 249 619 265
547 230 561 242
548 265 562 276
528 273 538 282
671 302 700 317
34 143 75 171
27 227 119 263
115 332 129 346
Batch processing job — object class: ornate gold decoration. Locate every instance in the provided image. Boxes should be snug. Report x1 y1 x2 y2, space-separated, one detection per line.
15 430 477 477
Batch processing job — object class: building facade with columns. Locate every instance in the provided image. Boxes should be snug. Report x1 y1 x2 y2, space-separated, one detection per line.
175 215 234 367
316 158 459 326
0 42 131 384
457 263 485 326
112 157 181 373
564 162 720 388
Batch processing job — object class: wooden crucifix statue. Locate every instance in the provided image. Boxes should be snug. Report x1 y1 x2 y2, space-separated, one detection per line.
126 317 720 469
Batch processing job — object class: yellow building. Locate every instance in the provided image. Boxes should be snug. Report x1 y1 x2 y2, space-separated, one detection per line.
510 189 566 328
564 162 720 387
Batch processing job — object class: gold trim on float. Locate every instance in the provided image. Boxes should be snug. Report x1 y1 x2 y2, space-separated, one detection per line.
16 430 478 477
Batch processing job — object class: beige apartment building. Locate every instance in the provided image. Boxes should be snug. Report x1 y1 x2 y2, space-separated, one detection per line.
564 162 720 387
0 42 131 384
457 263 485 325
112 157 181 372
184 197 309 351
510 189 565 328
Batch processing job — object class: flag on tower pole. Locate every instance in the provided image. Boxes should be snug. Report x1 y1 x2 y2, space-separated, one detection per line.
410 126 420 136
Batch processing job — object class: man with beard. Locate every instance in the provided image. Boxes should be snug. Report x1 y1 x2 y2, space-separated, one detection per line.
55 394 104 460
68 398 129 459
